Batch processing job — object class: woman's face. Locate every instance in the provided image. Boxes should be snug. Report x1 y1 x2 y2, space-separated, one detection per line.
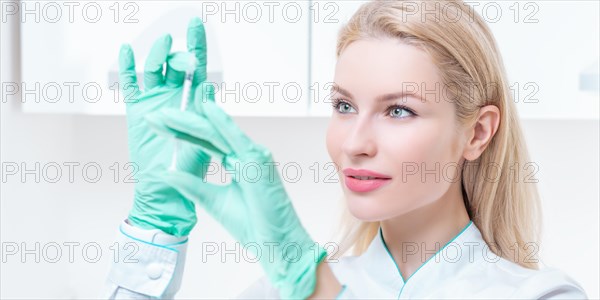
326 37 465 222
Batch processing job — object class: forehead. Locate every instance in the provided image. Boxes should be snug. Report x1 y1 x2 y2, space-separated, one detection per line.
334 38 442 99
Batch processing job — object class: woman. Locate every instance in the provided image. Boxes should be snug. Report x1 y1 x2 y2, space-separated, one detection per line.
105 0 588 299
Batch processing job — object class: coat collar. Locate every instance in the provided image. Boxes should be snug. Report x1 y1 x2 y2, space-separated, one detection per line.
358 220 483 297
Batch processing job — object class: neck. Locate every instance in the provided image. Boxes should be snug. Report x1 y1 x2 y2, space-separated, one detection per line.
379 182 471 281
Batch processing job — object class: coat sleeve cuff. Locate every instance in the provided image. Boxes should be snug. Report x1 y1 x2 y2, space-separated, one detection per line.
105 219 189 298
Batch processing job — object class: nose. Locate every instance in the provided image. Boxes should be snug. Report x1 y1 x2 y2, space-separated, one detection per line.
341 117 377 158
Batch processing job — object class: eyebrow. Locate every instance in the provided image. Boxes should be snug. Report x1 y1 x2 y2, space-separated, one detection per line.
330 84 427 103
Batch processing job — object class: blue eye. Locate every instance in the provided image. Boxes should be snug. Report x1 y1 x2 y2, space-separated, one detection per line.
331 98 416 119
331 98 356 113
386 105 416 118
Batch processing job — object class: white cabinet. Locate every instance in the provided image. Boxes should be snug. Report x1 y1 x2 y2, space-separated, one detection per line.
309 0 599 119
19 1 309 116
17 1 599 118
482 0 599 119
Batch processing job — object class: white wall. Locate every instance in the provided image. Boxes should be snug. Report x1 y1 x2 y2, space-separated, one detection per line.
1 6 598 299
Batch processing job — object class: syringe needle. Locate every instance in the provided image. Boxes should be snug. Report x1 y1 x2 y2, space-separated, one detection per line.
169 53 197 171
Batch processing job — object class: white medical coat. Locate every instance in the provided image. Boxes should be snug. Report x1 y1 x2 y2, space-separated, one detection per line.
104 219 588 299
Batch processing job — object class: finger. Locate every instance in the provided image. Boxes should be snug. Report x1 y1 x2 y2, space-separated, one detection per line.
202 100 254 154
164 53 185 88
144 108 233 159
175 142 212 178
165 52 194 88
164 170 228 218
186 17 207 86
144 34 172 90
189 81 216 116
118 44 141 101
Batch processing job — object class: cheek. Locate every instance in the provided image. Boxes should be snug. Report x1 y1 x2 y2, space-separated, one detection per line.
361 121 458 219
326 117 461 222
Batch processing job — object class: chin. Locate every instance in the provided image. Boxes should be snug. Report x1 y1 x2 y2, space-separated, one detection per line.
346 196 388 222
345 193 416 222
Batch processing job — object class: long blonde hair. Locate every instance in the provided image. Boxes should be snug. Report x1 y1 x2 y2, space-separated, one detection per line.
331 0 542 269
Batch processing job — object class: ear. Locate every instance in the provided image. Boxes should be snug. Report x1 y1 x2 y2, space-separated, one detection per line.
462 105 500 161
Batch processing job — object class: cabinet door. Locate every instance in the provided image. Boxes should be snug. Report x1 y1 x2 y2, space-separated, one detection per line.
480 0 599 119
20 1 310 116
309 1 599 119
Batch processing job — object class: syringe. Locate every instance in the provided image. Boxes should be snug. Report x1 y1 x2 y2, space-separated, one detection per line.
169 53 198 171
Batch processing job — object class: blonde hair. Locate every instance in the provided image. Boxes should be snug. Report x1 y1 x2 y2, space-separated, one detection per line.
331 0 542 269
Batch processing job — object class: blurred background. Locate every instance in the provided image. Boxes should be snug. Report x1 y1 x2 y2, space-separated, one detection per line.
1 0 598 298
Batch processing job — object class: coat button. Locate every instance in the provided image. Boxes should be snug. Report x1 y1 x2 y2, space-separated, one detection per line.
146 263 163 280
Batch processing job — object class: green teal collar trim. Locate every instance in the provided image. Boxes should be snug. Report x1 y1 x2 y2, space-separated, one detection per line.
379 220 474 289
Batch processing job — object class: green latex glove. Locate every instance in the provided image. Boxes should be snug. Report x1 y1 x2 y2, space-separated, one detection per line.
144 89 329 299
119 17 212 237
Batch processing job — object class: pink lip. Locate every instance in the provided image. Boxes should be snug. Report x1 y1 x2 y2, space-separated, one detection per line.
342 168 392 193
342 168 391 179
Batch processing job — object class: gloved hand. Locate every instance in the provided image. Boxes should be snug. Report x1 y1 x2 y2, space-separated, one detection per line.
119 17 212 237
144 89 329 299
